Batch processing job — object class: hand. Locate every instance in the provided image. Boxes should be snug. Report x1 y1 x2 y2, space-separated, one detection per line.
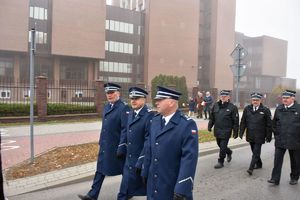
173 193 186 200
116 153 125 159
208 128 212 132
239 135 243 139
266 137 272 143
135 167 141 176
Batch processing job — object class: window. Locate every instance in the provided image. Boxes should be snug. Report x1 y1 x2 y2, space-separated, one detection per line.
30 6 47 20
105 20 109 29
28 31 47 44
75 91 83 98
0 59 13 78
0 90 11 99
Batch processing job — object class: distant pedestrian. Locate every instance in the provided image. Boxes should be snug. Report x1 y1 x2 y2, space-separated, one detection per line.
117 87 154 200
239 92 272 176
188 97 196 117
78 83 130 200
203 91 213 120
268 90 300 186
196 92 204 118
208 90 239 169
142 86 199 200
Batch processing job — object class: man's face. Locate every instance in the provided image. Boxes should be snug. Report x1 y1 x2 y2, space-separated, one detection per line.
106 91 120 103
282 96 294 106
251 99 261 107
130 97 146 110
220 95 230 102
155 98 172 115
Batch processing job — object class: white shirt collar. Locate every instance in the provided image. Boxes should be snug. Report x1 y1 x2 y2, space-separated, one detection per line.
134 106 144 116
162 112 176 126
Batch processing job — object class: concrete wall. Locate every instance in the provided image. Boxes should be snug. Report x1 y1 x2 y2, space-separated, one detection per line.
0 0 29 52
51 0 106 59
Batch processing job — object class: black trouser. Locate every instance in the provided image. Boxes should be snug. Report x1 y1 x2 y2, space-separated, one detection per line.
271 147 300 182
249 142 262 170
216 138 232 163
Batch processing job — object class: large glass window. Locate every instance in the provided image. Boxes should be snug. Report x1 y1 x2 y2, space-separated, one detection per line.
30 6 48 20
106 41 134 54
99 61 132 74
0 59 13 79
107 20 134 34
60 61 88 80
28 31 47 44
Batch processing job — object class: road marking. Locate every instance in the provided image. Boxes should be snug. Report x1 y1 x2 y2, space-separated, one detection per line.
1 140 20 151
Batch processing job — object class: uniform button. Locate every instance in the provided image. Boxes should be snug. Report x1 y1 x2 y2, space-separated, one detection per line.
128 142 131 145
129 130 132 132
103 150 105 153
154 174 158 178
155 142 159 145
154 190 158 194
105 118 107 120
129 166 132 170
154 158 158 162
129 154 132 157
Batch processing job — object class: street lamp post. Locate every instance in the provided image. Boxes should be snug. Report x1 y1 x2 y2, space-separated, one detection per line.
230 44 248 107
29 28 36 163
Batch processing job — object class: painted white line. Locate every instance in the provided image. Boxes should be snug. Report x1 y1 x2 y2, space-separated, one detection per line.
1 140 20 151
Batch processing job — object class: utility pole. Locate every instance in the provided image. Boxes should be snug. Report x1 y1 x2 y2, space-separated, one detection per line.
230 44 248 107
29 28 36 163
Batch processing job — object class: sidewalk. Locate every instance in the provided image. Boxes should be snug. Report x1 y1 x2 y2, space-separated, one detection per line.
4 136 248 197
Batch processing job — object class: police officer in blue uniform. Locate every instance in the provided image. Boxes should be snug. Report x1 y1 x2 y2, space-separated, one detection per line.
142 86 199 200
78 83 130 200
239 92 272 176
268 90 300 185
117 87 154 200
208 90 239 169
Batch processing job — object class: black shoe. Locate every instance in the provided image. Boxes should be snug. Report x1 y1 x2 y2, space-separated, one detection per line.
247 169 253 176
227 153 232 163
78 194 95 200
267 179 279 185
289 179 298 185
214 162 224 169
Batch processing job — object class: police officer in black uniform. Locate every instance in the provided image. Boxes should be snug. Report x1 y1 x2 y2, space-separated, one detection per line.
78 83 130 200
208 90 239 169
117 87 154 200
239 92 272 175
268 89 300 185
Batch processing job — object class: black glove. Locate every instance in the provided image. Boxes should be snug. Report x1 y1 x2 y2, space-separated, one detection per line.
266 137 272 143
208 128 212 132
135 167 141 176
173 193 186 200
116 153 125 159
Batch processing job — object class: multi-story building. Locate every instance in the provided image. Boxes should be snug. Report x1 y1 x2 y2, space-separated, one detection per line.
235 32 296 106
0 0 240 102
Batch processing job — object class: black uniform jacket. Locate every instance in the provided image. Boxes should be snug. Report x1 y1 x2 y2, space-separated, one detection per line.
239 104 272 144
208 101 239 139
273 103 300 150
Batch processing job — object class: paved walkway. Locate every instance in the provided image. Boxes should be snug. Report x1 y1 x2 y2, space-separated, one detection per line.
2 117 249 197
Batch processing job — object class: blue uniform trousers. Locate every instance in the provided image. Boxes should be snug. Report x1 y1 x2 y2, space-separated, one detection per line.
271 147 300 182
249 142 262 170
216 138 232 163
87 172 105 199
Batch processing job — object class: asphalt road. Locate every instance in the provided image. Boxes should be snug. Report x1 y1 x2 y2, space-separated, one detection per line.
8 141 300 200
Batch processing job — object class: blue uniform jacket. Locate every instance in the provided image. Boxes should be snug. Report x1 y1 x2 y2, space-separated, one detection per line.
98 99 130 176
142 110 199 200
118 105 154 196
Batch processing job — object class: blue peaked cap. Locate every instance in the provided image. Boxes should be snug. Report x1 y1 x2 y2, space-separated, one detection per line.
129 87 148 98
154 86 182 100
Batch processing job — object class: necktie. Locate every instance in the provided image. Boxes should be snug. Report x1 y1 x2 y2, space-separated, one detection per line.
133 112 137 119
110 104 113 109
161 118 166 129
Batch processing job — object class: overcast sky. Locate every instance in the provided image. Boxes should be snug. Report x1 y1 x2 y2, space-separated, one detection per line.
235 0 300 88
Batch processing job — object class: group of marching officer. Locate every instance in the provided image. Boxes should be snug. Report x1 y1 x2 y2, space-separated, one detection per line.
78 83 199 200
77 82 299 200
208 89 300 186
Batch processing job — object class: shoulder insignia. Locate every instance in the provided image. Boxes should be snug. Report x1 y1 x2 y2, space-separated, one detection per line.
181 113 192 120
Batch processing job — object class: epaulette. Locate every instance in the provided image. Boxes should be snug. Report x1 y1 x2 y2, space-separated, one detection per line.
181 113 192 120
147 108 152 112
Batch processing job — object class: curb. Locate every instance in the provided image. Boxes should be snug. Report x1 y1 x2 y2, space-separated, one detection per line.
5 139 249 197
